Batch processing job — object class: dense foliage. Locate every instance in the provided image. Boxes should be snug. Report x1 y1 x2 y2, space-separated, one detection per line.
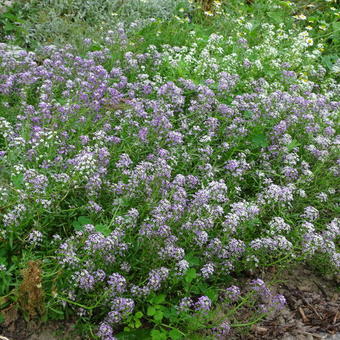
0 0 339 339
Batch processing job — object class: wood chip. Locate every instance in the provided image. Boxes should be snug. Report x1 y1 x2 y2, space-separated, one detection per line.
297 330 324 339
251 325 268 334
299 307 309 323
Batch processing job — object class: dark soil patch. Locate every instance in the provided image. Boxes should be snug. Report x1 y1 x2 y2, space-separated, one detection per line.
0 309 81 340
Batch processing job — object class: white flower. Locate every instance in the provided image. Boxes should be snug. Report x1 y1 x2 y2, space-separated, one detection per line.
293 14 307 20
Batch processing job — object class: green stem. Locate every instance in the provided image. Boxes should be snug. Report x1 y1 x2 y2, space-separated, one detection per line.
50 294 104 310
231 313 267 327
160 323 186 336
230 293 255 314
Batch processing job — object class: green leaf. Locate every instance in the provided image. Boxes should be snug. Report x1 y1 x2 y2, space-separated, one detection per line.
321 55 338 70
135 311 143 319
251 133 268 148
169 329 183 340
184 268 196 283
153 310 164 323
117 329 150 339
147 306 156 316
135 319 142 328
332 22 340 40
95 224 111 236
72 216 92 231
151 329 167 340
267 11 283 24
152 294 166 304
205 288 218 302
4 22 16 31
78 216 92 224
151 330 161 337
90 44 102 51
3 13 17 20
243 110 252 119
287 139 301 152
12 174 23 189
163 306 177 320
184 254 200 266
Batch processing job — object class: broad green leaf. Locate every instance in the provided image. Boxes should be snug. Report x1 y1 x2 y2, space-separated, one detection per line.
184 268 196 283
135 311 143 319
153 310 164 323
184 254 200 266
152 294 166 304
169 329 183 340
147 306 156 316
95 224 111 236
151 329 167 340
72 216 92 231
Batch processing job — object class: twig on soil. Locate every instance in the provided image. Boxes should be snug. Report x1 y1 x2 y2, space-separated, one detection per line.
297 330 325 339
251 325 268 334
313 280 328 299
299 307 309 323
333 311 339 325
299 295 323 320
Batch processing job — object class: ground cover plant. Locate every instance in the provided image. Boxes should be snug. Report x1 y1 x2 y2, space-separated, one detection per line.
0 0 339 339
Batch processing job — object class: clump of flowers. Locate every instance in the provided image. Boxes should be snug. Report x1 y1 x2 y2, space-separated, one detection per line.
0 4 338 339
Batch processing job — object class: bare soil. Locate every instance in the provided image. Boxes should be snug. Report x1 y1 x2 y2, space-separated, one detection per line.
239 265 340 340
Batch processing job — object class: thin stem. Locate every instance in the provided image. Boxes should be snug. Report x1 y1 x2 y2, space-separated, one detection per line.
160 323 186 336
51 294 104 310
231 313 267 327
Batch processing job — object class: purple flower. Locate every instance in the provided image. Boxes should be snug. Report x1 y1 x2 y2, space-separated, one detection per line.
301 206 319 221
271 294 286 310
225 285 241 301
177 297 193 312
200 263 214 279
97 322 113 338
27 230 43 246
111 297 134 315
146 267 169 291
167 131 184 144
195 296 212 312
107 273 127 294
212 320 231 337
250 279 271 298
116 153 132 168
175 260 189 276
74 269 96 291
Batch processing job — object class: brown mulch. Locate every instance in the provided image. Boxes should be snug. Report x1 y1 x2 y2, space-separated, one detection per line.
0 307 80 340
237 266 340 340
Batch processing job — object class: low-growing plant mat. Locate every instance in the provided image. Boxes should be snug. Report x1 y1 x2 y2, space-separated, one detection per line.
1 265 339 339
0 0 339 339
